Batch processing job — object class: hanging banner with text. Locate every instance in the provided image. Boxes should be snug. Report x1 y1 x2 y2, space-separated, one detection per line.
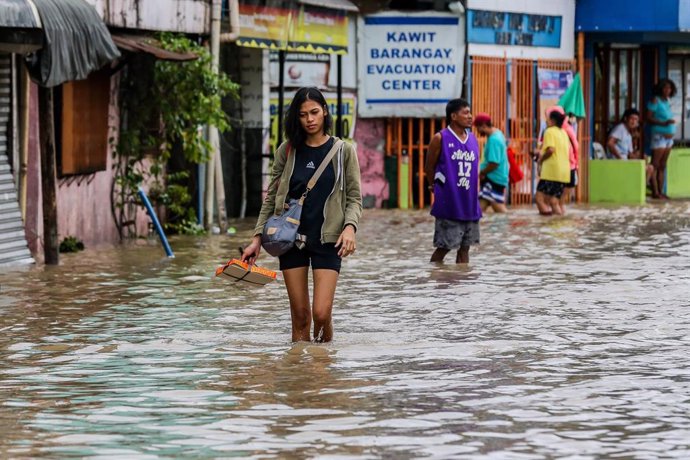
238 1 349 54
357 12 464 118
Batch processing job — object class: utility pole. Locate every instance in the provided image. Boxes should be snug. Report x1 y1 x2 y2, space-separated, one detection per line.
207 0 228 233
38 86 59 265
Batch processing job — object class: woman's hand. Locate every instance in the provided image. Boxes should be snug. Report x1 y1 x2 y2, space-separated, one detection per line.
241 236 262 265
335 225 356 258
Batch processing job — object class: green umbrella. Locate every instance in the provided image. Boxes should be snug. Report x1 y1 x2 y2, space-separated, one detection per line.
558 73 586 118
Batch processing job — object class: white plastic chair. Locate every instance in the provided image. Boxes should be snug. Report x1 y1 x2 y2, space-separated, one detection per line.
592 142 606 159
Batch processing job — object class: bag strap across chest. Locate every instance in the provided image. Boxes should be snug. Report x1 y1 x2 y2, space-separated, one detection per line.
299 138 344 205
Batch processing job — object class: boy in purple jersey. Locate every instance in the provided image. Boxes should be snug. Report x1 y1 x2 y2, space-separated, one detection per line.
424 98 482 264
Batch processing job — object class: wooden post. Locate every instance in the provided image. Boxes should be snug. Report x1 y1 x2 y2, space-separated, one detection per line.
38 86 59 265
577 32 585 78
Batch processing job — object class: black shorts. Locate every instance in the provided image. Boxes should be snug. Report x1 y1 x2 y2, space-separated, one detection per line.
567 169 578 188
279 240 342 273
537 179 566 198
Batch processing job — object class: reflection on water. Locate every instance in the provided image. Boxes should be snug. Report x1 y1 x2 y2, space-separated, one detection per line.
1 203 690 458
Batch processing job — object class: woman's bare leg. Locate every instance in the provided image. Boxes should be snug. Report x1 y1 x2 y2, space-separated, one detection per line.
659 147 672 197
550 196 564 215
651 148 665 198
283 267 311 342
535 191 552 215
311 269 339 343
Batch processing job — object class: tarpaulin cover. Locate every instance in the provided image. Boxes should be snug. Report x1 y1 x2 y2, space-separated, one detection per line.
27 0 120 87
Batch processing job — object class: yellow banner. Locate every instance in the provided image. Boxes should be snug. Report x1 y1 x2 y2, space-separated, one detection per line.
238 4 349 54
269 93 356 152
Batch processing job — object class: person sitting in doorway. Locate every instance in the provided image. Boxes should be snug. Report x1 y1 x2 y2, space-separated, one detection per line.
474 113 509 213
607 108 654 187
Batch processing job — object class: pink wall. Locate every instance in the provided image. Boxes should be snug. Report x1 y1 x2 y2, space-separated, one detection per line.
25 83 41 257
26 76 151 260
353 118 389 208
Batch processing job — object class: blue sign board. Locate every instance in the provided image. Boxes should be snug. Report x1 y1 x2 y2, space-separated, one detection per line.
468 10 562 48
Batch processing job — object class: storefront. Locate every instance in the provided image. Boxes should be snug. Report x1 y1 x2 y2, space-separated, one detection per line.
222 0 358 216
0 0 42 266
577 0 690 147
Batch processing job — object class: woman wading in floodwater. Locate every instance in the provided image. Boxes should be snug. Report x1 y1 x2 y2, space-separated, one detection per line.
241 87 362 343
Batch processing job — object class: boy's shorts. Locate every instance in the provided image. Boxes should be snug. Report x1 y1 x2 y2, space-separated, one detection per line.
479 179 506 204
537 179 566 198
433 218 480 249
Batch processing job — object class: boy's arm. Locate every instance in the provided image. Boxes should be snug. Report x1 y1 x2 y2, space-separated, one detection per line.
425 133 442 189
480 162 499 180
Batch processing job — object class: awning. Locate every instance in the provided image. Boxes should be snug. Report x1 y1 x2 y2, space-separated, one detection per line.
0 0 41 28
0 0 43 53
26 0 120 87
298 0 358 12
111 35 198 62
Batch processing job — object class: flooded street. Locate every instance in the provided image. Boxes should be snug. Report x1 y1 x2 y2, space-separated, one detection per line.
1 203 690 458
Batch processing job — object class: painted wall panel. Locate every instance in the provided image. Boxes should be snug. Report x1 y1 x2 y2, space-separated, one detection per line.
84 0 211 34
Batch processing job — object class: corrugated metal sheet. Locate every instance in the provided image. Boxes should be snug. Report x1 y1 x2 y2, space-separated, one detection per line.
0 54 34 267
298 0 358 12
27 0 120 87
0 0 42 28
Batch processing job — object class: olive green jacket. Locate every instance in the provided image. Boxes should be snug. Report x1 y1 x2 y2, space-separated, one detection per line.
253 138 363 244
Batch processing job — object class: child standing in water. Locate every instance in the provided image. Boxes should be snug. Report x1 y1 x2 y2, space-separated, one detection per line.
424 98 482 264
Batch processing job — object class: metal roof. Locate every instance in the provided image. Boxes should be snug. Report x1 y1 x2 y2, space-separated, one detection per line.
298 0 359 13
0 0 42 28
27 0 120 87
111 35 198 61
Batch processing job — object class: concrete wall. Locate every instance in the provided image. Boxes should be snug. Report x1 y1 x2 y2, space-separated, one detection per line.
25 77 152 259
86 0 210 34
589 159 646 205
353 118 389 208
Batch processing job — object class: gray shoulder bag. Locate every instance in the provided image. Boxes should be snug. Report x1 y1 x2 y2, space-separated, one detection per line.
261 139 344 257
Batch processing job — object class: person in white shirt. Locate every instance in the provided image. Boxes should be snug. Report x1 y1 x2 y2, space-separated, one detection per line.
607 108 654 188
607 108 640 159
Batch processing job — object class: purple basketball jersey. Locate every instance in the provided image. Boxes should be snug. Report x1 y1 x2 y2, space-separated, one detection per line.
430 127 482 221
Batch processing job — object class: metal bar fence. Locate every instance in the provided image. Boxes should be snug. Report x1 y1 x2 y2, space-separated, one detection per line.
384 57 592 210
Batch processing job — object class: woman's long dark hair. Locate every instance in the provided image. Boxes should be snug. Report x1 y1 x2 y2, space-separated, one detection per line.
284 87 333 147
653 78 677 98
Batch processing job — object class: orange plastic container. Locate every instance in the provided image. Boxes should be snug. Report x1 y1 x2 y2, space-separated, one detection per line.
215 259 277 286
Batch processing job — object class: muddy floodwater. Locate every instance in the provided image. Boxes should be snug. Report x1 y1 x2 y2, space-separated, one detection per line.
1 204 689 459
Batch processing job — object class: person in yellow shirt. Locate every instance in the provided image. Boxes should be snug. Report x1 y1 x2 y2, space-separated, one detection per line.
534 110 570 215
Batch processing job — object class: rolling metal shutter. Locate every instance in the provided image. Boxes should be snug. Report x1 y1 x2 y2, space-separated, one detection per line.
0 54 34 267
